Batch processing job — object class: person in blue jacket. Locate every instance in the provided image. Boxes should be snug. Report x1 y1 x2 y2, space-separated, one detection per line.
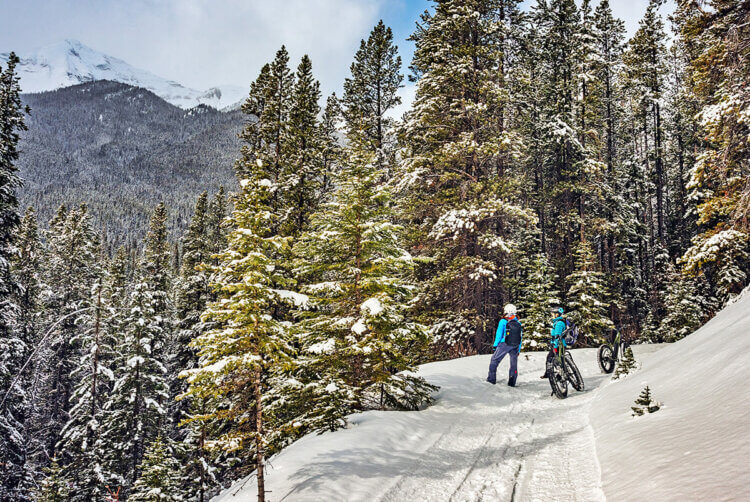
486 304 523 387
541 307 567 379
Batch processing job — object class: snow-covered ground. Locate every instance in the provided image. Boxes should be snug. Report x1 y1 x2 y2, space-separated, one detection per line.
214 347 655 502
1 40 246 110
215 292 749 501
590 289 750 501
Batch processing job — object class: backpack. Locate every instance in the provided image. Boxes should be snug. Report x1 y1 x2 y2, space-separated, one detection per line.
505 318 522 347
563 319 579 346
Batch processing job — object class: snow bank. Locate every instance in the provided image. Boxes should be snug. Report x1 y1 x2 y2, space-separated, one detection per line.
590 292 750 501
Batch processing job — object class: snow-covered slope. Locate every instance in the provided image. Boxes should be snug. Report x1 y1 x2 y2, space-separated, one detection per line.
0 40 246 109
212 293 749 502
590 289 750 501
213 347 658 502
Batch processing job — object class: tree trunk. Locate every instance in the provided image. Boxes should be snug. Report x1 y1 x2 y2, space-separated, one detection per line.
255 367 265 502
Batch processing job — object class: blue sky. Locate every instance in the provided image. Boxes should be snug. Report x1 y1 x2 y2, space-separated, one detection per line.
2 0 674 100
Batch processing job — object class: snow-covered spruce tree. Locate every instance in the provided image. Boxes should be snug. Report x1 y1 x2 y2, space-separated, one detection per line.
34 458 69 502
100 278 169 494
100 206 172 493
520 253 560 350
398 0 533 356
182 159 296 502
171 192 226 501
612 346 637 380
206 187 228 258
566 240 613 343
631 385 660 416
0 52 31 501
659 267 706 342
320 94 342 196
30 204 100 471
281 55 323 237
623 0 669 246
238 46 294 221
171 192 210 430
675 0 750 306
293 136 435 431
342 20 402 175
128 436 180 502
56 278 118 502
142 202 172 338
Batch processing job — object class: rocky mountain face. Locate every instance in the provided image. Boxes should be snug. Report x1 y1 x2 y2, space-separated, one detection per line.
18 80 244 251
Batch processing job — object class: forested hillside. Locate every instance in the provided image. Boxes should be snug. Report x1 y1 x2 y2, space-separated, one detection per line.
0 0 748 501
18 80 241 251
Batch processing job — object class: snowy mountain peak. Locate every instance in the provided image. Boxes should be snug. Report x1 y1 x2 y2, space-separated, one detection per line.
1 40 246 110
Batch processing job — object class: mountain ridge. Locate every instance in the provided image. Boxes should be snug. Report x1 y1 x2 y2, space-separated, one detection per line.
1 39 247 110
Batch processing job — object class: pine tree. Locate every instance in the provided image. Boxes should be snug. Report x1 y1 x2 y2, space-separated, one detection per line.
56 277 115 502
676 0 750 305
293 135 435 432
399 0 533 356
659 267 705 342
343 20 403 174
128 437 180 502
100 206 172 493
631 384 660 416
0 52 31 501
566 240 613 342
282 54 323 237
320 94 342 197
238 46 294 223
29 204 100 473
171 193 210 428
100 279 169 494
205 187 227 258
521 253 560 349
171 193 224 501
34 458 69 502
612 346 637 380
624 0 669 246
183 157 296 502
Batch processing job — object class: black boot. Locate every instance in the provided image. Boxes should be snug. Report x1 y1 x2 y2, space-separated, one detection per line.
540 371 549 379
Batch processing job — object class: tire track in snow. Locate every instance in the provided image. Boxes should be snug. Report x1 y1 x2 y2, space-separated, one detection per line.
379 365 607 502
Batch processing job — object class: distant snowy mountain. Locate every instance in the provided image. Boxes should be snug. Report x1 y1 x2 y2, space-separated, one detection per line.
0 39 247 110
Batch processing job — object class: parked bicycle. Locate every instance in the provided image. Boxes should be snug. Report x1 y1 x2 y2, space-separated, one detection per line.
547 324 584 399
597 328 629 374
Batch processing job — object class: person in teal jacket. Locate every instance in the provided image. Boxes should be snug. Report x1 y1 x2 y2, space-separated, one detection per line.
487 304 523 387
541 307 567 379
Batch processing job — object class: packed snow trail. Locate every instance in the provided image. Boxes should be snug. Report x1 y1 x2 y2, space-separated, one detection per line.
215 347 657 502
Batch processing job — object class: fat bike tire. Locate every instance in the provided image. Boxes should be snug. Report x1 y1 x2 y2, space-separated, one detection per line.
598 344 615 374
564 353 585 391
548 358 568 399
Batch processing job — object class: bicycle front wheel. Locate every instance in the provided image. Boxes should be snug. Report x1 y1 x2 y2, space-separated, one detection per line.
598 344 615 374
548 357 568 399
565 352 585 391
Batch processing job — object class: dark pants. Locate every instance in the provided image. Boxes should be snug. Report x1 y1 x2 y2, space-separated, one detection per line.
487 342 519 384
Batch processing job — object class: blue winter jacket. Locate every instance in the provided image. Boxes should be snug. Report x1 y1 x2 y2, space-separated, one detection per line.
493 316 523 353
550 316 567 348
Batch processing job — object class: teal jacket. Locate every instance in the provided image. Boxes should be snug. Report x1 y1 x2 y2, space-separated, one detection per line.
550 316 567 348
493 316 522 353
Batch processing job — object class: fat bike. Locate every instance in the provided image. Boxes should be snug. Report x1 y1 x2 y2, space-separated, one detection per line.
548 329 584 399
597 329 629 374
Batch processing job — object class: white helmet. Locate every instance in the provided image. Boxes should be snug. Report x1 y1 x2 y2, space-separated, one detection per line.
504 304 517 316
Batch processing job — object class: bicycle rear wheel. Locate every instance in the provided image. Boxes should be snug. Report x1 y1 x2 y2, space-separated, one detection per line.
548 357 568 399
564 352 585 391
598 344 615 374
